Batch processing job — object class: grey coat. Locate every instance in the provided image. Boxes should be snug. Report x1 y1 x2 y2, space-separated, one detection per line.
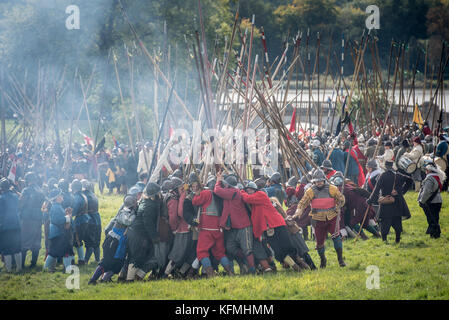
418 174 442 204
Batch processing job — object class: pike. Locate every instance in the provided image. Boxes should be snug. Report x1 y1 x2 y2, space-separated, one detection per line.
148 77 176 177
118 0 194 122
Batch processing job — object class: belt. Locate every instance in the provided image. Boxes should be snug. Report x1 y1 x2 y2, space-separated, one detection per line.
201 228 220 231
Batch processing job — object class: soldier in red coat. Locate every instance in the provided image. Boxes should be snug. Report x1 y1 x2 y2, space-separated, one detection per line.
191 173 233 278
241 181 303 273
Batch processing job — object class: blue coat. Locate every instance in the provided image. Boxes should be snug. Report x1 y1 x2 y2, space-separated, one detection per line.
265 184 287 203
313 148 325 167
0 191 21 231
19 185 45 221
344 150 359 176
72 192 91 227
329 148 346 173
48 202 68 239
436 141 449 162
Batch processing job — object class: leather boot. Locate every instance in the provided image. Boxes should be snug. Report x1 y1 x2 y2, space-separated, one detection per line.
335 248 346 267
284 255 302 273
360 230 369 240
223 264 235 276
317 247 327 269
205 266 215 278
295 256 311 270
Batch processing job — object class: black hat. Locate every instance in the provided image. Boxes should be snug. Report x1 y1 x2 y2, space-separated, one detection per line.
384 141 392 147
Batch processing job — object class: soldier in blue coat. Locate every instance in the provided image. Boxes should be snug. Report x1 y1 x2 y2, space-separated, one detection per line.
0 178 22 273
43 189 74 272
70 179 91 265
81 180 101 264
265 172 287 204
19 172 45 269
328 145 346 173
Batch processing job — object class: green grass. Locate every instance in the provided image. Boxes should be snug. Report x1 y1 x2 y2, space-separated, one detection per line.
1 191 449 300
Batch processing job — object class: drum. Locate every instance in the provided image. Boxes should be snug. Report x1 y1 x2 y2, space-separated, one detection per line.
398 156 417 174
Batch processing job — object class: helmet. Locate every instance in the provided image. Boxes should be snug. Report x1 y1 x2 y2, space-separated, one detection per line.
161 179 173 193
321 159 333 171
58 179 69 192
70 179 82 193
424 135 433 143
300 175 309 185
0 178 10 192
170 177 184 190
134 182 146 192
245 181 258 191
145 182 161 197
287 176 298 187
312 139 321 148
188 172 200 185
124 195 137 208
368 138 377 147
330 175 344 186
206 175 216 189
48 188 62 201
223 174 238 187
128 186 142 196
269 172 281 184
367 159 378 169
236 183 244 190
254 177 266 190
312 169 326 183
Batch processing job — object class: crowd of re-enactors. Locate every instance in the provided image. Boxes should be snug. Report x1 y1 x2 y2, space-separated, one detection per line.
0 121 448 285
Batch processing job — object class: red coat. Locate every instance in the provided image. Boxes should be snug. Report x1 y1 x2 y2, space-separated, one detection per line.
214 181 251 229
240 190 286 239
192 189 220 230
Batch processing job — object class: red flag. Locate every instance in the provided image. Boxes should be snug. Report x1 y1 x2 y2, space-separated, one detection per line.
288 107 297 140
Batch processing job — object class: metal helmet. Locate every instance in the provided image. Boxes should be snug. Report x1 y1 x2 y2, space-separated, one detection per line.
330 175 344 186
245 181 258 191
300 175 309 185
223 174 238 187
269 172 281 184
236 183 244 190
58 179 69 192
424 135 433 143
188 172 200 185
161 179 173 193
287 176 298 188
312 169 327 183
70 179 82 193
206 175 216 189
368 138 377 147
254 177 266 190
145 182 161 197
170 177 184 190
134 182 146 192
312 139 321 148
321 159 333 171
367 159 378 169
123 195 137 208
0 178 10 192
128 186 142 196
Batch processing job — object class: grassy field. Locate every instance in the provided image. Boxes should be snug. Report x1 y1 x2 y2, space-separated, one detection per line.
1 190 449 300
